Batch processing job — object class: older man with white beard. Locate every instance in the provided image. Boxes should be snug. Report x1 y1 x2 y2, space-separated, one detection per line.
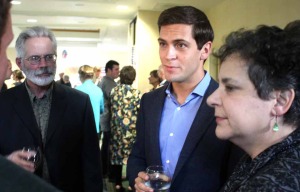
0 26 103 192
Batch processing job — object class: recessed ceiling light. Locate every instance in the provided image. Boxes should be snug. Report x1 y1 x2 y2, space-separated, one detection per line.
27 19 37 23
116 5 128 10
11 0 22 5
75 3 85 6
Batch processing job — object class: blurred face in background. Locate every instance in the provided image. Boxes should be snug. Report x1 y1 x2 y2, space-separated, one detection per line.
148 73 159 85
0 13 13 88
95 68 101 78
109 64 120 79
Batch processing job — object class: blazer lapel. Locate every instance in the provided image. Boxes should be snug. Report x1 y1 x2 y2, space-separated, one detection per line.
172 80 218 180
151 88 167 165
12 84 42 145
46 83 67 144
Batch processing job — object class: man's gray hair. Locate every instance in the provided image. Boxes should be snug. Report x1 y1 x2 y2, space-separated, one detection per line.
15 26 57 58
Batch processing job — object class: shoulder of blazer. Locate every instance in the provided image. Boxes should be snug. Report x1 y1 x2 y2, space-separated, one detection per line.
0 82 27 101
142 86 166 99
205 78 218 96
53 82 89 100
141 86 166 106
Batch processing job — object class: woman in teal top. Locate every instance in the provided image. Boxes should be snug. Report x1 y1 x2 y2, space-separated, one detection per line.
76 65 104 136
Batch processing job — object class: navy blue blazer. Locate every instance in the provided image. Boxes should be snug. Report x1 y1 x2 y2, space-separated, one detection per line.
0 82 102 192
127 78 243 191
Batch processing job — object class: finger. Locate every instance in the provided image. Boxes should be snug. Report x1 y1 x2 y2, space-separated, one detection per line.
11 151 36 172
138 172 150 183
19 151 36 160
136 181 153 192
20 162 35 172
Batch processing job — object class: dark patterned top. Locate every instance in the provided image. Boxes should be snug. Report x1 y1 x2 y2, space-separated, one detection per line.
110 84 141 165
25 82 53 182
222 128 300 192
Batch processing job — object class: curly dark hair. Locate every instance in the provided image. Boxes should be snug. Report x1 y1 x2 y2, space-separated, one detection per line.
158 6 214 50
216 25 300 127
0 0 11 45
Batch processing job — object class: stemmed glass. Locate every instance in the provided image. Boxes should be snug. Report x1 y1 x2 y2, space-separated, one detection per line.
22 146 42 170
145 165 172 192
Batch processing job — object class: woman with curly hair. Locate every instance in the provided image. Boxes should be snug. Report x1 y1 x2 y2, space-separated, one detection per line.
207 24 300 191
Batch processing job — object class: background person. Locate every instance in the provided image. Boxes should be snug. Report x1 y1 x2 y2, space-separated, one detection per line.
12 69 25 86
207 25 300 191
109 66 141 191
157 64 167 87
76 64 104 139
97 60 119 182
127 6 243 192
93 66 101 85
148 69 162 91
63 74 71 87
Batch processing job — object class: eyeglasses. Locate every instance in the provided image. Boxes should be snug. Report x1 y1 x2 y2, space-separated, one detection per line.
24 54 57 65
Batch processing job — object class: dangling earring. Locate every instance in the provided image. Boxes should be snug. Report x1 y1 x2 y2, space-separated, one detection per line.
273 115 279 132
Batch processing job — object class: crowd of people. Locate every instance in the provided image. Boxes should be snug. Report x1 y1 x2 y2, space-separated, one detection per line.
1 1 300 192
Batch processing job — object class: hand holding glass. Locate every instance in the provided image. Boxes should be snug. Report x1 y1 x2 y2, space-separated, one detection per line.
22 146 41 169
145 165 172 191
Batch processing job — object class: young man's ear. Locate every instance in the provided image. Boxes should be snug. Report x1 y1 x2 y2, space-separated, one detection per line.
200 41 212 60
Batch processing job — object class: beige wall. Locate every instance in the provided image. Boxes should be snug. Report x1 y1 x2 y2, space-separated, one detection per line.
206 0 300 79
208 0 300 48
135 10 161 93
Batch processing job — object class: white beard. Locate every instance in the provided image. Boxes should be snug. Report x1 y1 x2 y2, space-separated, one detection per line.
21 63 56 86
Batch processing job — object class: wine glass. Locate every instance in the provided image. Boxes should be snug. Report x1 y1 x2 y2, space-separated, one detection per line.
145 165 172 192
22 146 41 169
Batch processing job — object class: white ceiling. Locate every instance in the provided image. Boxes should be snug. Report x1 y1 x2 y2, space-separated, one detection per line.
11 0 224 48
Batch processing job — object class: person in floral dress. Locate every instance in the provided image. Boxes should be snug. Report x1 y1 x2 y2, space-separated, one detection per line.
109 66 141 191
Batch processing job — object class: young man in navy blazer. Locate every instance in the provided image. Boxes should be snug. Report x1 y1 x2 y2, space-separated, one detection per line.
127 6 243 192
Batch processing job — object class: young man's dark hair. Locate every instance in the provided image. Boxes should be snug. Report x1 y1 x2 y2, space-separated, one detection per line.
158 6 214 49
105 60 119 73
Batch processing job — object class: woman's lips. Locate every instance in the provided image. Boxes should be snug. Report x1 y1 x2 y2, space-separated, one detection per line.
215 116 226 124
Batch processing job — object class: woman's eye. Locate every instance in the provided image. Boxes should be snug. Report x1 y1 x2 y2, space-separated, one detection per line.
225 86 235 92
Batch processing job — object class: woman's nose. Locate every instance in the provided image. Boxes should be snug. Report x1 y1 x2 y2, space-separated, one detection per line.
207 89 220 107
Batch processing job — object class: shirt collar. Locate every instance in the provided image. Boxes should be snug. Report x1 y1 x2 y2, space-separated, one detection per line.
25 81 54 101
165 71 211 97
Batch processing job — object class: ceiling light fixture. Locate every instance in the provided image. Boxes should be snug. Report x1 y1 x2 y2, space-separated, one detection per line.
75 3 85 6
116 5 128 10
27 19 37 23
11 0 22 5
